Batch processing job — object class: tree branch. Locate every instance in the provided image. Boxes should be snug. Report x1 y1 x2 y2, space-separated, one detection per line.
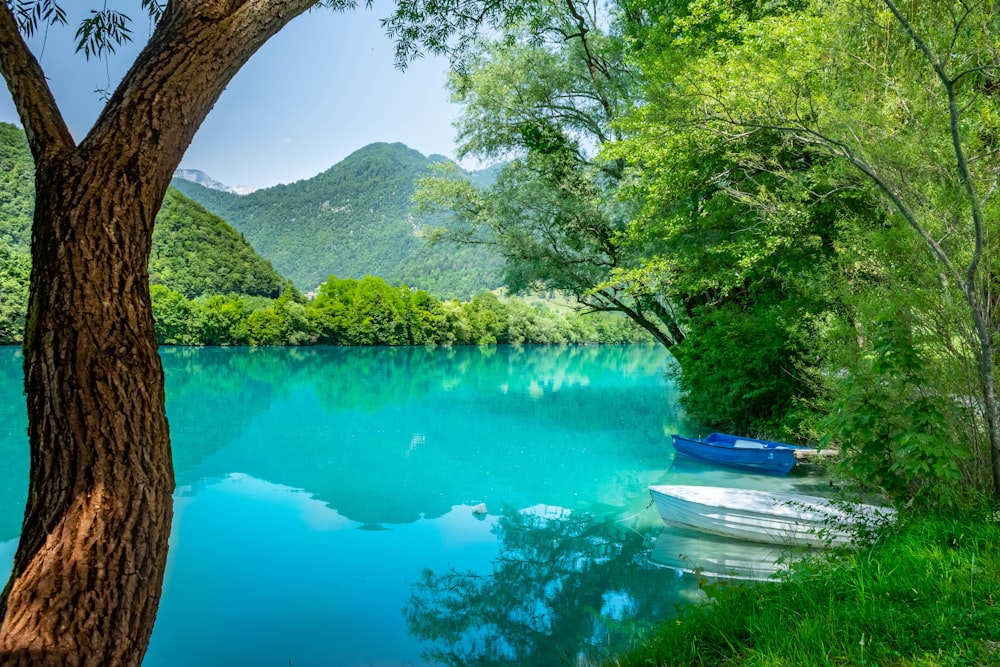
882 0 987 286
564 0 616 124
82 0 321 194
595 287 681 349
0 2 74 162
693 95 970 291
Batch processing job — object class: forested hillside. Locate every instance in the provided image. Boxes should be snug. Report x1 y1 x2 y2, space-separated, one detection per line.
172 142 504 297
0 123 32 250
151 189 285 299
0 123 32 342
0 122 287 342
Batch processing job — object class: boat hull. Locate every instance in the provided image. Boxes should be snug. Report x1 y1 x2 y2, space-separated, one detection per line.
649 484 894 548
671 433 804 475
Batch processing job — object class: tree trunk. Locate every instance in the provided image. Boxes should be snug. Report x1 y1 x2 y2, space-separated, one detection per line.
585 289 685 353
0 159 174 665
0 2 320 663
966 285 1000 495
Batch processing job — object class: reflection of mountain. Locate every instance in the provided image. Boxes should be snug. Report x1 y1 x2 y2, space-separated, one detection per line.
162 347 304 476
168 346 680 525
404 504 700 666
0 349 27 542
0 346 680 538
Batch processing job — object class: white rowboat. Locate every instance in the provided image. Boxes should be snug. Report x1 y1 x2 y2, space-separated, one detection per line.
649 484 894 548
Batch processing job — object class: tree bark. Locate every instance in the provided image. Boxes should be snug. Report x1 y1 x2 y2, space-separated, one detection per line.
966 285 1000 494
0 1 320 664
0 159 174 665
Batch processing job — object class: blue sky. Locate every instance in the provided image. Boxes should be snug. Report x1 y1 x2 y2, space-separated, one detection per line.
0 2 463 191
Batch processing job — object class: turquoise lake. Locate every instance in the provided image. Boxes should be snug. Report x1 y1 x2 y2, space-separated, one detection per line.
0 345 830 666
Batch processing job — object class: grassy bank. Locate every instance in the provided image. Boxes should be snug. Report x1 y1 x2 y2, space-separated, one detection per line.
614 509 1000 666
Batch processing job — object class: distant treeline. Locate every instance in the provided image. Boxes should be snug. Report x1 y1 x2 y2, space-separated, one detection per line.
151 275 651 347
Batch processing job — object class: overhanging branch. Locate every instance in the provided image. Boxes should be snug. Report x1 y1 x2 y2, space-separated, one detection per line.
0 3 73 162
881 0 987 288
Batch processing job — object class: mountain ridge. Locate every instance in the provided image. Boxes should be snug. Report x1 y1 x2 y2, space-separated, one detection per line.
172 142 503 298
173 168 254 195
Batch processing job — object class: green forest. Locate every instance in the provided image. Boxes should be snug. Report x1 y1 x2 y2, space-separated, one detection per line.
151 277 648 347
0 122 647 349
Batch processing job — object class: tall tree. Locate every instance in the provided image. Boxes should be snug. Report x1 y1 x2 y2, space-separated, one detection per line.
0 1 526 664
413 0 691 351
611 0 876 436
417 0 861 439
649 0 1000 493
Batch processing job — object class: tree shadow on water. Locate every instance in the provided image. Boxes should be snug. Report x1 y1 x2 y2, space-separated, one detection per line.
403 504 695 666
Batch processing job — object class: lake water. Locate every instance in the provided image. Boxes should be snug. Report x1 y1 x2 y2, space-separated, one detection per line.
0 345 830 666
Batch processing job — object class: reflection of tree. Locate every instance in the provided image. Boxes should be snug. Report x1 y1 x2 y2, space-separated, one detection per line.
308 345 449 412
404 505 691 666
308 344 681 428
163 346 679 451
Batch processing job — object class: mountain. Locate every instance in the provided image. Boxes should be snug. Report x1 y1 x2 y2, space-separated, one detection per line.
172 142 503 298
173 168 253 195
150 188 286 298
0 122 288 342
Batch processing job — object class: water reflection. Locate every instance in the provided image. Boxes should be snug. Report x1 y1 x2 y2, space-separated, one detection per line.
2 345 679 539
648 526 803 582
148 474 502 666
163 345 684 525
404 505 697 666
0 344 715 666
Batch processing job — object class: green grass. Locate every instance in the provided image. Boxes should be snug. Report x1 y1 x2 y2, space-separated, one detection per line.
612 509 1000 666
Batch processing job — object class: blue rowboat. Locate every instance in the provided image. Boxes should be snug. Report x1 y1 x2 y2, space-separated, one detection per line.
670 432 810 475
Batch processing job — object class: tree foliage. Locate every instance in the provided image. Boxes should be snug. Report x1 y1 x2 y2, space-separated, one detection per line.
149 274 651 347
633 0 1000 496
418 0 863 437
0 243 29 344
414 0 692 353
0 122 33 249
418 0 1000 496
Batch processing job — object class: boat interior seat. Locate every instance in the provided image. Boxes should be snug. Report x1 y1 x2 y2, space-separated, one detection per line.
733 439 766 449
